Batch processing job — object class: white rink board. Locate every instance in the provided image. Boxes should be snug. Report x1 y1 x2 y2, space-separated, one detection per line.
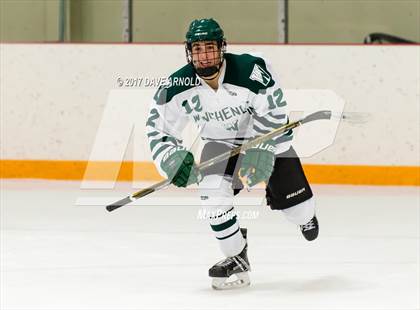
1 44 419 165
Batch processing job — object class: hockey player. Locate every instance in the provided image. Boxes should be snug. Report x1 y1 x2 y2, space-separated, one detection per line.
146 18 319 290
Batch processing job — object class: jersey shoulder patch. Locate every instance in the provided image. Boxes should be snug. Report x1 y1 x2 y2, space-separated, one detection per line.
223 53 275 94
153 63 198 105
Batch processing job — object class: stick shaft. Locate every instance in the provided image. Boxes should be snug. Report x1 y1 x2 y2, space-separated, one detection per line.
106 110 332 212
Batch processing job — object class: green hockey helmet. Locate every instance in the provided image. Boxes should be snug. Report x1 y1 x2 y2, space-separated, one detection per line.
185 18 225 44
185 18 226 78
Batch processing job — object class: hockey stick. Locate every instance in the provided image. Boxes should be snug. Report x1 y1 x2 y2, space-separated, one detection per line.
106 110 340 212
363 32 417 44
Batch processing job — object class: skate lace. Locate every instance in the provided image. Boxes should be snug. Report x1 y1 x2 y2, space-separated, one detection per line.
216 255 247 270
301 219 316 231
217 257 235 268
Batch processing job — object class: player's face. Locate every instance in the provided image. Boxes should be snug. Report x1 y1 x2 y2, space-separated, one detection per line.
191 41 221 69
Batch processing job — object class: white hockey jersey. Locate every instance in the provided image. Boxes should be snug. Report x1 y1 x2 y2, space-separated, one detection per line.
146 53 292 177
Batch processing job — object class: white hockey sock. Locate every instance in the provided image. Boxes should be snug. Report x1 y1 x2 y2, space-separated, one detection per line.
281 197 316 225
199 175 246 257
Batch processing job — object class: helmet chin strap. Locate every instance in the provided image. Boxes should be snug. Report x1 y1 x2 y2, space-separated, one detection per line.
194 59 223 79
195 65 220 79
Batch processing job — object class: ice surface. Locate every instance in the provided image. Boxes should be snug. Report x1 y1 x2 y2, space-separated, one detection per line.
1 180 419 310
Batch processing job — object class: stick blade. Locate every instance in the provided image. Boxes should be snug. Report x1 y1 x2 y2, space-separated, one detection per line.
301 110 332 124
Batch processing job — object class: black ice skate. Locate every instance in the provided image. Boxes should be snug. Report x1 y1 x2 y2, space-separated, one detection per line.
300 215 319 241
209 228 250 290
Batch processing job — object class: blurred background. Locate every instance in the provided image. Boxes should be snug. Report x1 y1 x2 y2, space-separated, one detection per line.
1 0 419 43
0 0 419 183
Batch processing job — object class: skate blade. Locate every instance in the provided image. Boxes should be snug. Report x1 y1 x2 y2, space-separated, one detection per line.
211 272 250 290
